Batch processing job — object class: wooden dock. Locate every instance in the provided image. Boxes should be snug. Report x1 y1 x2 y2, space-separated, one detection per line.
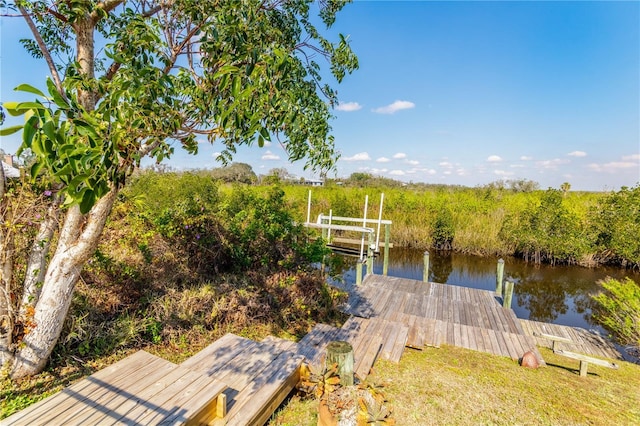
342 274 546 363
4 274 624 425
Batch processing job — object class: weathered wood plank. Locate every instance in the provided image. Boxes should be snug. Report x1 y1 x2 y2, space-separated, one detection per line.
3 352 168 426
224 352 304 426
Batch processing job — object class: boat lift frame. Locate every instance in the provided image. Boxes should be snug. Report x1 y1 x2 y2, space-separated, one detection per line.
303 191 392 276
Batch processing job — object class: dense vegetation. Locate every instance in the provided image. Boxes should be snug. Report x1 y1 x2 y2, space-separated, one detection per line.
282 177 640 269
1 171 347 418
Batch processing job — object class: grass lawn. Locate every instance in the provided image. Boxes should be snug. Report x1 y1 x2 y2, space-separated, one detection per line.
270 345 640 425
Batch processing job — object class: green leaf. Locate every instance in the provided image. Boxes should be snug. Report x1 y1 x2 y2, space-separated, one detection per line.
46 78 69 108
257 134 264 147
30 161 44 178
14 83 45 97
23 116 40 148
3 102 25 116
42 120 56 142
79 189 96 214
0 125 23 136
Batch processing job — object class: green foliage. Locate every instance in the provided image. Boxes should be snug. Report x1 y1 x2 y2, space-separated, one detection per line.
431 206 454 250
590 185 640 268
2 0 358 213
500 189 589 264
208 162 257 184
592 277 640 347
281 183 639 267
122 171 328 274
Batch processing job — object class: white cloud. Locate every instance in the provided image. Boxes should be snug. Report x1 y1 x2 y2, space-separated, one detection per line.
261 150 280 161
587 160 639 173
426 169 437 175
343 152 371 162
393 152 407 159
439 161 453 168
568 151 587 157
212 152 222 159
372 100 415 114
536 158 569 169
487 155 502 163
623 154 640 161
520 156 533 161
406 159 419 166
376 157 391 163
336 101 362 112
494 170 515 177
389 170 406 176
262 140 272 147
370 168 388 174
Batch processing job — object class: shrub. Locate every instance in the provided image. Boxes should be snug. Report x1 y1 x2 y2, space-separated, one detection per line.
591 277 640 349
590 185 640 268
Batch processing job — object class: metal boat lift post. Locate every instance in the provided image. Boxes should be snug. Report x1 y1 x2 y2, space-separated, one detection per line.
303 191 392 278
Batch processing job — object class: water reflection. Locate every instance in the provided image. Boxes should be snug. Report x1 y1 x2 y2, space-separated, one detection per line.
331 248 640 334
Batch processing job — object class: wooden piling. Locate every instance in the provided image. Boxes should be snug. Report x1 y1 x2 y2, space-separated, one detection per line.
423 251 430 282
383 223 390 276
496 258 504 294
326 341 354 387
503 280 514 308
367 232 374 275
356 259 364 285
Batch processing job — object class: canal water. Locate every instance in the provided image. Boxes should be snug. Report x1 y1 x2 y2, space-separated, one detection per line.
331 248 639 356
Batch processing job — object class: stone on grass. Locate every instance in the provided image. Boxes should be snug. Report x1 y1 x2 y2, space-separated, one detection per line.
520 351 540 369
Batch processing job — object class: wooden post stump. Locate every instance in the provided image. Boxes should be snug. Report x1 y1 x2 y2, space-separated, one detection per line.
496 258 504 294
326 341 354 387
356 259 364 285
423 251 430 282
503 280 514 309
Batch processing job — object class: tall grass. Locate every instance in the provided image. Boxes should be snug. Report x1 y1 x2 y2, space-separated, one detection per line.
282 183 640 268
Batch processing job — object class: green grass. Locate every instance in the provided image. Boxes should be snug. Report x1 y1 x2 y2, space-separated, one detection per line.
270 345 640 425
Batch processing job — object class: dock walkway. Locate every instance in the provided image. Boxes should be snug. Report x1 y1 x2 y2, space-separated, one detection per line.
342 274 545 363
4 274 623 425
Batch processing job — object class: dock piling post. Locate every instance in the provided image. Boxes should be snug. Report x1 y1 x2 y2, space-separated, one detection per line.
356 258 364 285
423 251 430 282
503 280 514 308
496 258 504 294
383 223 390 276
366 232 374 275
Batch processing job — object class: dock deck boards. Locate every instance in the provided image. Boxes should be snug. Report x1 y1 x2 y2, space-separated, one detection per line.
2 351 227 426
343 275 545 364
5 274 623 426
181 333 304 426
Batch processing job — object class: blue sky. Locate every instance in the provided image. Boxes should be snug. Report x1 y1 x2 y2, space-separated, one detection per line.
1 1 639 191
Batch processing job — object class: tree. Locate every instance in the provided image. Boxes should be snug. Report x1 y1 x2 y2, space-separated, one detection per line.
560 182 571 197
0 0 357 378
209 162 257 184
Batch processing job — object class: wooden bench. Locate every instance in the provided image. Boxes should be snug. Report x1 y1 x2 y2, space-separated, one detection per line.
554 349 619 377
534 332 573 351
1 351 227 425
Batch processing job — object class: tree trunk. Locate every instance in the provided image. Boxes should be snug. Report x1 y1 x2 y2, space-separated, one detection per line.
10 190 117 378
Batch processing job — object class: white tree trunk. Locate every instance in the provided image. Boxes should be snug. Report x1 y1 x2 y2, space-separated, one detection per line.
9 190 117 378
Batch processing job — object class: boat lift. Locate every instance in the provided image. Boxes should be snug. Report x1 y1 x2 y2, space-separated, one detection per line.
303 191 393 276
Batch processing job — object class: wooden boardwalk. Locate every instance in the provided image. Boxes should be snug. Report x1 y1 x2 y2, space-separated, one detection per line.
2 351 227 426
342 274 545 363
520 319 622 360
5 274 624 425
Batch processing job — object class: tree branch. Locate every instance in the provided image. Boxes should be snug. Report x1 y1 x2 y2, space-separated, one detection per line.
91 0 125 24
20 193 62 313
17 4 65 96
